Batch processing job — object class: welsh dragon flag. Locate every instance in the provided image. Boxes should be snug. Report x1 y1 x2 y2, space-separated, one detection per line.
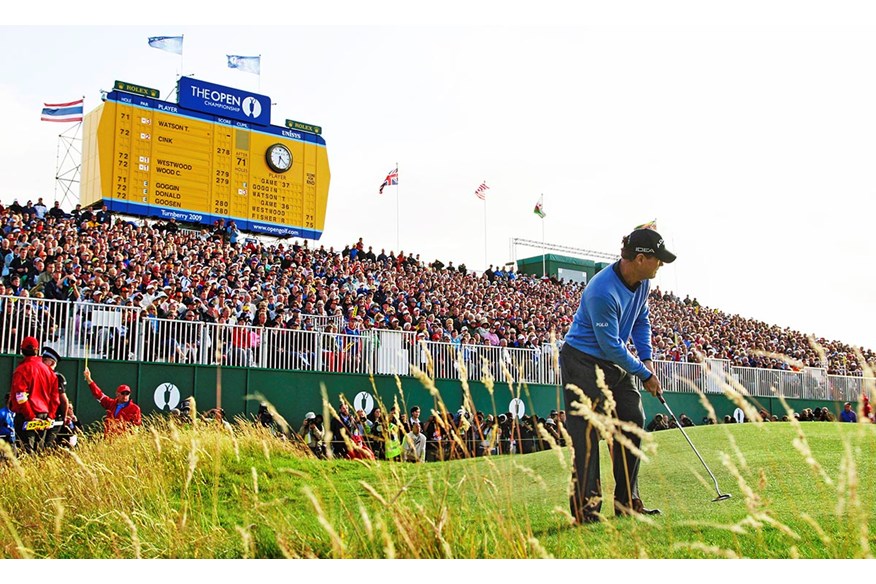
533 195 545 218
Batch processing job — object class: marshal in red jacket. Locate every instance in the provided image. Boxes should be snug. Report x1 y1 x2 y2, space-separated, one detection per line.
88 381 142 437
10 355 59 421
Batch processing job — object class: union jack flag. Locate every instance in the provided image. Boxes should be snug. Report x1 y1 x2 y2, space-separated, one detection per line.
379 167 398 195
474 181 489 200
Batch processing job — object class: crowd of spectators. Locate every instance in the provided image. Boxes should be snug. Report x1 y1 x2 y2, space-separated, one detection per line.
1 197 874 376
286 401 570 462
645 403 876 430
648 290 874 375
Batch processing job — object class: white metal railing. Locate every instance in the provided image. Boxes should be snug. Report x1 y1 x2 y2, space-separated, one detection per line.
642 360 871 403
0 295 872 402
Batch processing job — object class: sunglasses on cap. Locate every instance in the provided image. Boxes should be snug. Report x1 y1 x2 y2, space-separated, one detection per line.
118 390 131 395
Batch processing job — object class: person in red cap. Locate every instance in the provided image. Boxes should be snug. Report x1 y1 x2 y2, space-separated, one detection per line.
83 367 142 437
8 336 60 453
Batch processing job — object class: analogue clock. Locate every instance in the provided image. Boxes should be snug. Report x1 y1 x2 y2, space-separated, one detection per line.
266 143 292 173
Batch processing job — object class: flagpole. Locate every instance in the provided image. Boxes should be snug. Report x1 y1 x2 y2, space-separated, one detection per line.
541 194 546 278
483 180 488 271
395 162 400 252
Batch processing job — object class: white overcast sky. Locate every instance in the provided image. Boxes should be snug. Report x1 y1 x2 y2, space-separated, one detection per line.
2 1 876 352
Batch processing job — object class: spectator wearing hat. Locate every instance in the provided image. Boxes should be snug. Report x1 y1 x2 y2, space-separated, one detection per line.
298 411 325 458
83 366 142 437
543 415 561 445
647 413 669 432
9 336 60 454
839 402 857 423
61 272 80 301
41 345 72 427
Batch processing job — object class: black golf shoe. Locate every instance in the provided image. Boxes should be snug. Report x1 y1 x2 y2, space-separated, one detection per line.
572 512 602 525
615 498 662 517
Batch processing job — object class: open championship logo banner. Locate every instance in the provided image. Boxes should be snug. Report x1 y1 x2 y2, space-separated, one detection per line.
154 382 181 411
353 391 375 415
178 77 271 127
509 398 525 419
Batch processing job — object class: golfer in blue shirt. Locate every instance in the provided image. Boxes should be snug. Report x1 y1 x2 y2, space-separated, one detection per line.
561 227 676 524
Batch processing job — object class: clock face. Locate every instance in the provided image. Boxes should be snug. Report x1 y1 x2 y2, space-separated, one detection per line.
266 143 292 173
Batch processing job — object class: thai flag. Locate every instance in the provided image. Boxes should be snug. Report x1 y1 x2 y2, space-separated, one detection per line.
379 167 398 194
41 99 84 123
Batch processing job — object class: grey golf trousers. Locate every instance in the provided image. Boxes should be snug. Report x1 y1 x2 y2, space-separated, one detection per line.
560 342 646 521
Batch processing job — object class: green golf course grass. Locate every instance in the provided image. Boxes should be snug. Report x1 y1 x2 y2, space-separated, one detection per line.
1 414 873 559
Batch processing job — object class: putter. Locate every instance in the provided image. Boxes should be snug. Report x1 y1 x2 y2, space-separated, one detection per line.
658 395 732 502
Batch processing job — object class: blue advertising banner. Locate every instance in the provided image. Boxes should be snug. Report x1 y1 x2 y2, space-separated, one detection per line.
103 198 322 240
177 77 271 126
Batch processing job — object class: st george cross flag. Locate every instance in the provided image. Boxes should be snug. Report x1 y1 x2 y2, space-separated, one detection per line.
227 55 261 75
474 181 489 200
533 195 546 218
41 99 83 123
148 35 184 55
379 167 398 194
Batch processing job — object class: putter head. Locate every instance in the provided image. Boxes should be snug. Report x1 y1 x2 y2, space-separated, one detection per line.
712 493 732 502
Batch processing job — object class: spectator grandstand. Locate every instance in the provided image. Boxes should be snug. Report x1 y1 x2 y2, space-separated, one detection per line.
1 199 874 392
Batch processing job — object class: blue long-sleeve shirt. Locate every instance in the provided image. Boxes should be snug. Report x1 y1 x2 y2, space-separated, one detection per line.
563 262 653 381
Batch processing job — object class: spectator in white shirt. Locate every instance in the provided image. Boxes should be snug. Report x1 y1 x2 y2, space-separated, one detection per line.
402 421 426 463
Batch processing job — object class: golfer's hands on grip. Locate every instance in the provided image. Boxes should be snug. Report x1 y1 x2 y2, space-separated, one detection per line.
642 360 663 398
83 367 92 384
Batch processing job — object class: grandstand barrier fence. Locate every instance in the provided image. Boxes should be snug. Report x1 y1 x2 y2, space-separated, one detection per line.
1 295 872 405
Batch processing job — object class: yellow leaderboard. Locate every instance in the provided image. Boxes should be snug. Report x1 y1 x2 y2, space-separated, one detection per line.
81 79 330 239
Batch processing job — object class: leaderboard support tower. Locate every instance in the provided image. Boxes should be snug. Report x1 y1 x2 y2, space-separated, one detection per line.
80 78 330 239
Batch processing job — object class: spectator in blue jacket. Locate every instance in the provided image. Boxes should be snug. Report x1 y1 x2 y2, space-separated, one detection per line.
839 402 858 423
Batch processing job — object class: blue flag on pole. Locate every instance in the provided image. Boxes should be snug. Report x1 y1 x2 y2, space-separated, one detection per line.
227 55 261 75
148 35 183 55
